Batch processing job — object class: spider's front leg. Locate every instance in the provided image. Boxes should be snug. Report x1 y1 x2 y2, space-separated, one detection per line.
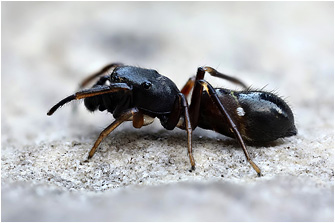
79 63 123 88
87 107 142 159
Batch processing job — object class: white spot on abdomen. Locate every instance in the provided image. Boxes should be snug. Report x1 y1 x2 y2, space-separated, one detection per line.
275 106 283 114
236 107 245 116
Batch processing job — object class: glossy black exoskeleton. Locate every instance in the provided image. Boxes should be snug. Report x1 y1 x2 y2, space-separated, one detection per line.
197 89 297 143
180 66 297 176
47 63 196 172
47 63 297 177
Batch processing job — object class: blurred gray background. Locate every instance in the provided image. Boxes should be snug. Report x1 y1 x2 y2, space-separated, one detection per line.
2 1 334 221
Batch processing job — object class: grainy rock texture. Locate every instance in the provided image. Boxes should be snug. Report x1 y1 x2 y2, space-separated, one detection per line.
2 2 334 221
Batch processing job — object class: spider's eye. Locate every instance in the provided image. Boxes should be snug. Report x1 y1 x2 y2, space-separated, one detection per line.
141 81 152 90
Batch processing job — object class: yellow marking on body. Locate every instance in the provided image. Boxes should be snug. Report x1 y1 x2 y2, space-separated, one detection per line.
230 91 239 103
202 82 209 92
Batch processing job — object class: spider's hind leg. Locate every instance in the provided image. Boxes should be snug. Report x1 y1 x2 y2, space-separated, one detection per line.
197 79 261 177
186 67 261 176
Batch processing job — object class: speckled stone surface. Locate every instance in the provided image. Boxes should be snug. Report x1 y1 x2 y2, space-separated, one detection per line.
2 2 334 221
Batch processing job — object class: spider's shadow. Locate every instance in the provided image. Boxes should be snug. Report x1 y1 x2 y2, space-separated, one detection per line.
84 126 287 154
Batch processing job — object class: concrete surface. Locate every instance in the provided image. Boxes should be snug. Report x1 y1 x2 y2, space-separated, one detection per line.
2 1 334 221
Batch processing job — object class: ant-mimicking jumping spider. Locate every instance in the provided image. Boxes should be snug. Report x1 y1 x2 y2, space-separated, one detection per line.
47 63 297 176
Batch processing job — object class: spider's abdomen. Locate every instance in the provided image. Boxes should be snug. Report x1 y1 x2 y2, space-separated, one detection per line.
198 89 297 143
